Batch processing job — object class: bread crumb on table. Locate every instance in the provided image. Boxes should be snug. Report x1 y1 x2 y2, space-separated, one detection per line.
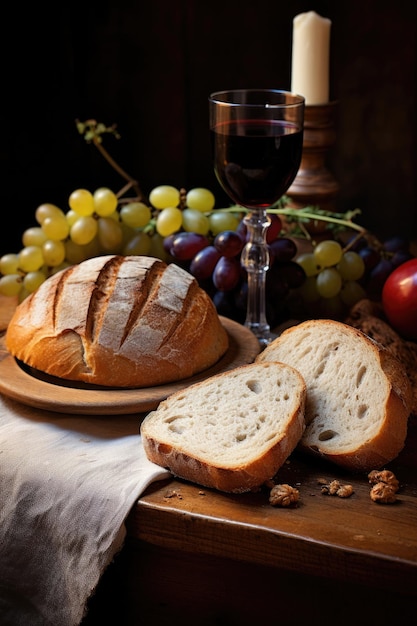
320 479 354 498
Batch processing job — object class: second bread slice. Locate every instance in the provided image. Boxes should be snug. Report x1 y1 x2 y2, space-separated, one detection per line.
258 319 412 471
140 362 306 493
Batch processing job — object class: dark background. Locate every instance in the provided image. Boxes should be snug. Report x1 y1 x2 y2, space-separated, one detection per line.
1 0 416 255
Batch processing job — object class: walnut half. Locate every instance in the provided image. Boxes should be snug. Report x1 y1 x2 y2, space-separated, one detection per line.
368 469 399 504
269 483 300 507
370 482 397 504
368 469 399 492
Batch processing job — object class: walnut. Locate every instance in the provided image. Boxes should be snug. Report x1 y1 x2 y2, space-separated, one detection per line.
370 482 397 504
321 479 354 498
269 483 299 507
368 469 399 492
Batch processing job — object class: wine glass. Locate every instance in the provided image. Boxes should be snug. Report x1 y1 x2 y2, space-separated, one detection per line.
209 89 305 347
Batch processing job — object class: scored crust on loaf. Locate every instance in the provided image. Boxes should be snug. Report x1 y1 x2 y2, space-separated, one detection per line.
257 319 412 472
5 255 229 388
140 362 306 493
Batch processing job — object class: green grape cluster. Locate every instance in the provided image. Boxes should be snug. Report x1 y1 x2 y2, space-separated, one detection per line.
294 239 367 319
0 184 241 302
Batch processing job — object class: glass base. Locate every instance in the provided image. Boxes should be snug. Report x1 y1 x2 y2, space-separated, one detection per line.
245 323 277 350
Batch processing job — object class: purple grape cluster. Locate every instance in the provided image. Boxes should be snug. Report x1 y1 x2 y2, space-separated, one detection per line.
164 214 306 327
351 235 413 297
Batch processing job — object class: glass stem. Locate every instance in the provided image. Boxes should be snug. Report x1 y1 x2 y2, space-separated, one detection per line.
241 209 271 345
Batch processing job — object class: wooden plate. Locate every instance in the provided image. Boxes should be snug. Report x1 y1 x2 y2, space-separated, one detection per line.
0 317 260 415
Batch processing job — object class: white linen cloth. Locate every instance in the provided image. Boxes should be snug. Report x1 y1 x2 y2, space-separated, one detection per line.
0 394 170 626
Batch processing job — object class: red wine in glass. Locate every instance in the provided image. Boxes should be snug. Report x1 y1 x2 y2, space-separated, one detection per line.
209 89 305 346
211 119 303 209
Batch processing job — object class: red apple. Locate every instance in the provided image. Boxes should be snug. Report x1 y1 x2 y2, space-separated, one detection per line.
382 258 417 340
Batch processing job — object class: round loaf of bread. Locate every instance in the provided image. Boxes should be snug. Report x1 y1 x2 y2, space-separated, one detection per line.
5 255 229 388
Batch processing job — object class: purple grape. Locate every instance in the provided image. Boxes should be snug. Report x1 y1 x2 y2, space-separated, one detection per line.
169 232 209 260
383 236 409 253
367 258 394 296
163 234 176 254
269 237 297 264
212 290 238 318
235 219 248 242
214 230 244 258
278 261 306 289
359 247 381 273
391 250 413 268
189 245 221 281
265 214 283 243
213 256 241 291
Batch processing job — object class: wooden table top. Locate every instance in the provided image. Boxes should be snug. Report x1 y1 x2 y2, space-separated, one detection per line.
128 415 417 597
2 294 416 598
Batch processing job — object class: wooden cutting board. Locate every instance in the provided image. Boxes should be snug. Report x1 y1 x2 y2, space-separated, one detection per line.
0 315 260 415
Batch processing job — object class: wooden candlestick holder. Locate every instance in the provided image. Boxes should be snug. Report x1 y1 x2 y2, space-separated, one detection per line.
287 101 340 214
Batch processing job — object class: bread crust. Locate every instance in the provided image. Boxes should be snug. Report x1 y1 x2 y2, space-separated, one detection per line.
5 255 229 388
141 362 306 493
345 298 417 416
258 319 412 472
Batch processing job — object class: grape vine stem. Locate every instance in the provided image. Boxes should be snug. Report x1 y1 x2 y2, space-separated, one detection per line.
75 119 146 203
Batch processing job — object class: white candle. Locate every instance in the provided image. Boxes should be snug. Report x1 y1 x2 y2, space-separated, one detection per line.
291 11 331 105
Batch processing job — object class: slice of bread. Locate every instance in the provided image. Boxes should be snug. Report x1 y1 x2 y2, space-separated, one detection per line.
257 319 412 472
344 298 417 416
140 362 306 493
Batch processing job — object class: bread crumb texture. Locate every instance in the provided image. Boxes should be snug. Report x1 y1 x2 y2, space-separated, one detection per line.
258 319 412 471
141 362 306 492
144 364 304 463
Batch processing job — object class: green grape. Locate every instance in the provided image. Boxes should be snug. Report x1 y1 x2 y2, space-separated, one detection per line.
296 275 320 303
186 188 215 212
35 203 65 225
120 202 151 228
340 280 367 307
65 239 88 265
156 207 183 237
18 245 44 272
337 251 365 281
0 274 23 296
123 231 152 256
149 185 180 209
316 267 342 298
50 261 71 275
65 237 100 264
106 210 120 222
22 226 48 247
42 240 66 266
313 240 343 268
69 188 95 216
296 252 320 277
149 233 169 261
0 253 20 275
66 209 79 227
70 216 98 245
97 217 123 251
93 187 118 216
208 211 239 235
181 208 210 235
41 214 70 241
23 270 47 293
